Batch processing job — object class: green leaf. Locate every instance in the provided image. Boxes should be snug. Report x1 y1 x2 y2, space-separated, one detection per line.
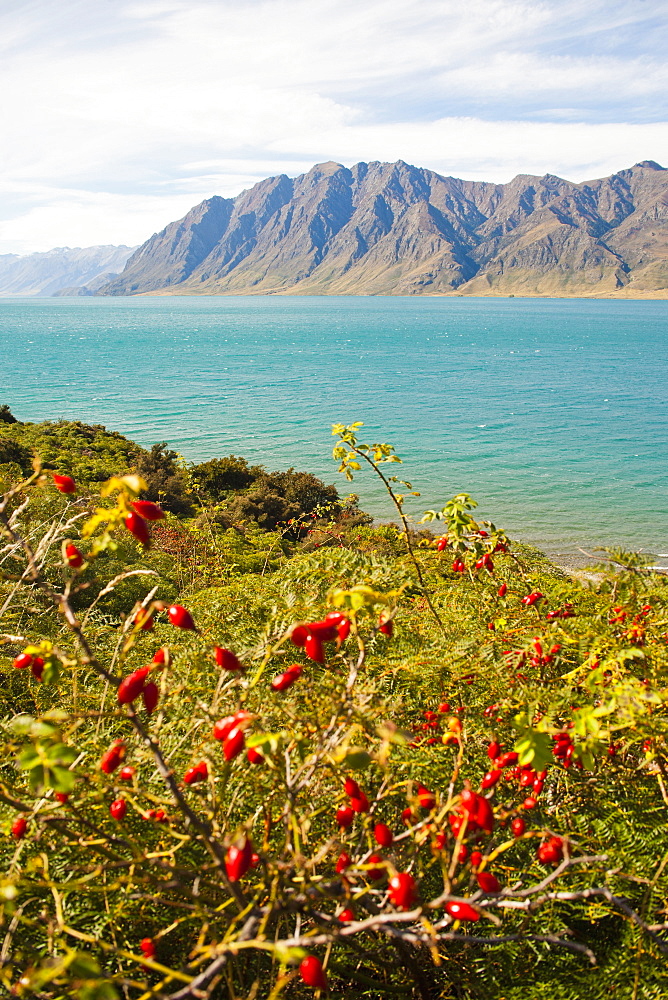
273 943 307 965
51 767 76 792
514 732 553 770
42 657 61 685
246 732 284 754
513 712 553 770
8 714 36 735
44 743 77 765
17 746 41 770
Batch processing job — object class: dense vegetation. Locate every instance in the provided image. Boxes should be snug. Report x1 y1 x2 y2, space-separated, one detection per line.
1 409 668 1000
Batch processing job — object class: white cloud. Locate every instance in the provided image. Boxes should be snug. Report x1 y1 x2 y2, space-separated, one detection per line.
0 0 666 253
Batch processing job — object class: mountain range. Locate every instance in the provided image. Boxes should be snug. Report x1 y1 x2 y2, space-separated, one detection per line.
0 245 135 297
99 159 668 298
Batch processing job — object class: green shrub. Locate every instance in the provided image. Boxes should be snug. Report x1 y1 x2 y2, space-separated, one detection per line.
1 422 668 1000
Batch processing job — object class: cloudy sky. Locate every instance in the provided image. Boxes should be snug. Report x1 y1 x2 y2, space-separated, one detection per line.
1 0 667 254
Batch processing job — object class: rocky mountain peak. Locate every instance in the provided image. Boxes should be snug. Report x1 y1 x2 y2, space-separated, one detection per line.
99 160 668 298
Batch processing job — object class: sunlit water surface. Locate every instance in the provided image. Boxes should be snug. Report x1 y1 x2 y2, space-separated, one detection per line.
1 295 666 565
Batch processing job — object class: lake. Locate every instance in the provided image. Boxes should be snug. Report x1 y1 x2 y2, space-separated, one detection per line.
1 295 666 565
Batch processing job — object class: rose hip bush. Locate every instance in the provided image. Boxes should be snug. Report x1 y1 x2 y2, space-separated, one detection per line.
1 421 668 1000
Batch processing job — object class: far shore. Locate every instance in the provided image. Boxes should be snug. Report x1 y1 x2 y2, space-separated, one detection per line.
135 287 668 300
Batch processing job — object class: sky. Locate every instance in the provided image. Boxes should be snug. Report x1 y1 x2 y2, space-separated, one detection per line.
1 0 667 255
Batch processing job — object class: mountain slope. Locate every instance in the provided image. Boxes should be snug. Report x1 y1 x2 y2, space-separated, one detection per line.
0 246 136 297
100 161 668 297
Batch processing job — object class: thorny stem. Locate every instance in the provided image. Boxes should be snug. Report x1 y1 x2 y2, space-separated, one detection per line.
0 500 248 910
347 443 446 634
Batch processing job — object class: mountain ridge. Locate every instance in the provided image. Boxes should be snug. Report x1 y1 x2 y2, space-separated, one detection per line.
99 159 668 297
0 245 136 297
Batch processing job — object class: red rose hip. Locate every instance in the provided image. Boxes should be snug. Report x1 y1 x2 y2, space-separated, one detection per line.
65 543 84 567
131 500 165 521
167 605 196 630
388 872 418 910
299 955 327 989
53 473 76 494
110 798 127 820
125 512 150 547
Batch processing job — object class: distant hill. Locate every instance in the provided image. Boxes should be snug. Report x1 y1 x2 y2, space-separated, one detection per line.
100 160 668 297
0 245 136 297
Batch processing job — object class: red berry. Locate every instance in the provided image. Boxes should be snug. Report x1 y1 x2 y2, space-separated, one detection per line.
214 647 242 671
117 667 150 705
145 808 167 823
131 500 165 521
337 618 351 641
335 851 351 873
498 583 507 597
271 665 302 691
470 850 483 869
350 792 370 813
53 473 76 494
388 872 418 910
289 623 310 647
476 871 501 893
481 770 502 789
142 681 159 715
511 817 526 837
299 955 327 989
65 543 84 567
140 938 156 959
487 741 501 760
55 792 69 804
446 901 480 922
417 786 435 810
336 805 354 828
225 838 253 881
13 652 38 671
119 766 136 782
213 716 235 741
374 822 393 848
223 727 245 761
30 657 45 681
167 605 196 630
438 702 450 713
184 761 208 784
378 616 393 636
308 620 338 641
522 796 538 810
304 634 325 663
344 777 361 798
247 747 264 765
125 512 150 547
152 648 167 665
476 796 495 833
343 778 362 799
437 535 449 551
338 907 355 922
11 816 28 839
110 798 127 820
537 836 564 864
100 740 126 774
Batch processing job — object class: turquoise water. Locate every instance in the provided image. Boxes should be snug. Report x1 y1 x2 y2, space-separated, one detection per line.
1 295 666 563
